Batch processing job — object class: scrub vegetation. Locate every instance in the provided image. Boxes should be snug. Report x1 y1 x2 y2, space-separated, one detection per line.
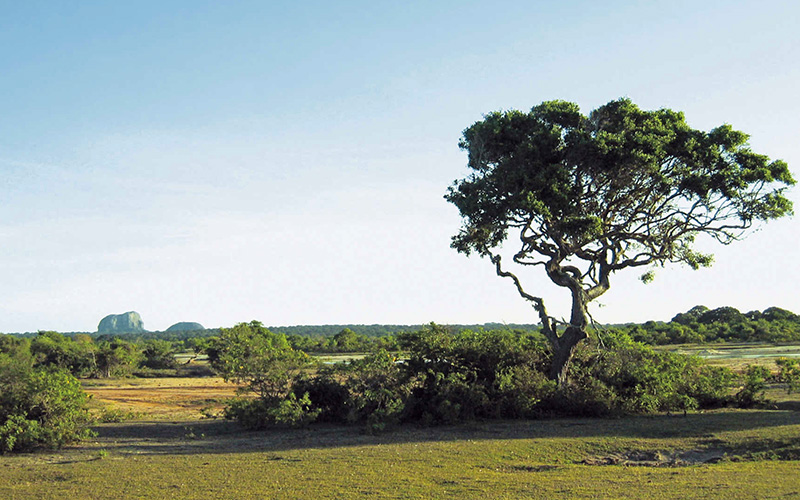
2 319 800 498
0 99 796 497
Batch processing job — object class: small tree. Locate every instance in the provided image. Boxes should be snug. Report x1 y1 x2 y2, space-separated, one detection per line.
209 321 310 403
141 339 179 370
446 98 794 385
95 339 143 378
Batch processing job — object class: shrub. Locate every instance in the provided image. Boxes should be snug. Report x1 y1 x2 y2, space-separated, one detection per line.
290 373 350 423
95 339 143 378
0 355 94 453
736 365 772 408
561 331 733 416
400 325 551 423
141 340 178 370
223 398 270 429
222 393 320 429
776 357 800 394
216 324 737 431
97 406 141 423
342 350 406 432
30 331 97 377
270 392 320 428
495 364 557 418
212 321 316 429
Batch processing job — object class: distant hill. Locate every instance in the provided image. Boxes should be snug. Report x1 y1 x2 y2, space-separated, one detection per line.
166 322 205 332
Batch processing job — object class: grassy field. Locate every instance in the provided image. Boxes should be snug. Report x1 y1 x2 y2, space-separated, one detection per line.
1 348 800 499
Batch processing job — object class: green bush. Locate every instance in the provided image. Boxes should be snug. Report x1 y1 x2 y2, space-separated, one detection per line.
209 321 310 401
400 325 550 423
290 373 350 423
141 340 178 370
776 357 800 394
30 331 97 377
736 365 772 408
270 392 320 427
0 355 94 453
223 398 271 429
342 350 406 432
563 332 733 416
222 393 320 429
211 321 315 429
495 364 557 418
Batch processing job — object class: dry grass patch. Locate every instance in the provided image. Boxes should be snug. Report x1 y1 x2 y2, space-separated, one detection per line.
83 377 240 421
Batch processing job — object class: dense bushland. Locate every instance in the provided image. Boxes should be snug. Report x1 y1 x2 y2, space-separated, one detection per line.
0 331 181 379
213 323 741 432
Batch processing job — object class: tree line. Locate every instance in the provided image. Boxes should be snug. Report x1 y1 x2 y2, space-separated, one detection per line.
611 305 800 345
0 332 185 379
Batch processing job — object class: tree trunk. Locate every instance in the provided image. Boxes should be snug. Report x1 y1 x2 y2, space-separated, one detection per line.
547 278 591 387
548 326 587 386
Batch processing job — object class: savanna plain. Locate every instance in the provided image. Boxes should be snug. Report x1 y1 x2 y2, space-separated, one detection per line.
2 351 800 500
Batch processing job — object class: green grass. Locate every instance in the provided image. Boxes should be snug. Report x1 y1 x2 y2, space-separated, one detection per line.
2 410 800 499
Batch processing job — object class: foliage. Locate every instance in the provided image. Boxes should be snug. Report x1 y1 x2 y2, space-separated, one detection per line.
141 339 179 370
4 332 146 379
95 339 143 378
0 353 94 453
269 392 321 427
208 321 310 402
30 331 97 377
223 393 320 429
735 365 772 408
775 357 800 394
341 350 406 433
400 324 551 423
222 398 272 429
446 98 794 383
559 332 733 416
287 326 732 427
290 373 350 423
210 321 314 428
621 305 800 344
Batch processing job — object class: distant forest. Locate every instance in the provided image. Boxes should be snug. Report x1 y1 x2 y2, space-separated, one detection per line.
4 305 800 347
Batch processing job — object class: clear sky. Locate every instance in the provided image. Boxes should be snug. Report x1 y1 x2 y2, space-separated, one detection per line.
1 0 798 332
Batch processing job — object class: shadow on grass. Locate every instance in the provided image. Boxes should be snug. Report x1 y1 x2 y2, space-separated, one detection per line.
91 409 800 457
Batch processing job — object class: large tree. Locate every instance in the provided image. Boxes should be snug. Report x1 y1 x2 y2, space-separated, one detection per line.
446 98 794 385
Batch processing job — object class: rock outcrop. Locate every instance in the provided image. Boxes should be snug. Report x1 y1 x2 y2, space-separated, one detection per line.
165 322 205 332
97 311 145 334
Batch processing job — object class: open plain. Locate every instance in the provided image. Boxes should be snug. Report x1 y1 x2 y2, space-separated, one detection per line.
1 367 800 499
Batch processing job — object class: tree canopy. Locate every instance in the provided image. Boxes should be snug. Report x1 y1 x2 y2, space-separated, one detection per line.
446 98 794 384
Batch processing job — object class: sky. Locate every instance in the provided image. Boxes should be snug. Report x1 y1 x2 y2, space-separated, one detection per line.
1 0 798 333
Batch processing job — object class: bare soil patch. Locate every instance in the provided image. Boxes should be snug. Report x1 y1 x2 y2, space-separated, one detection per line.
582 448 726 467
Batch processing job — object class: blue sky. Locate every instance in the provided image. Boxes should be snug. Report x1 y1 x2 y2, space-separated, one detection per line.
1 0 798 332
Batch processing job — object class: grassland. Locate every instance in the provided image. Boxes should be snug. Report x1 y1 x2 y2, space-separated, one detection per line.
1 350 800 499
